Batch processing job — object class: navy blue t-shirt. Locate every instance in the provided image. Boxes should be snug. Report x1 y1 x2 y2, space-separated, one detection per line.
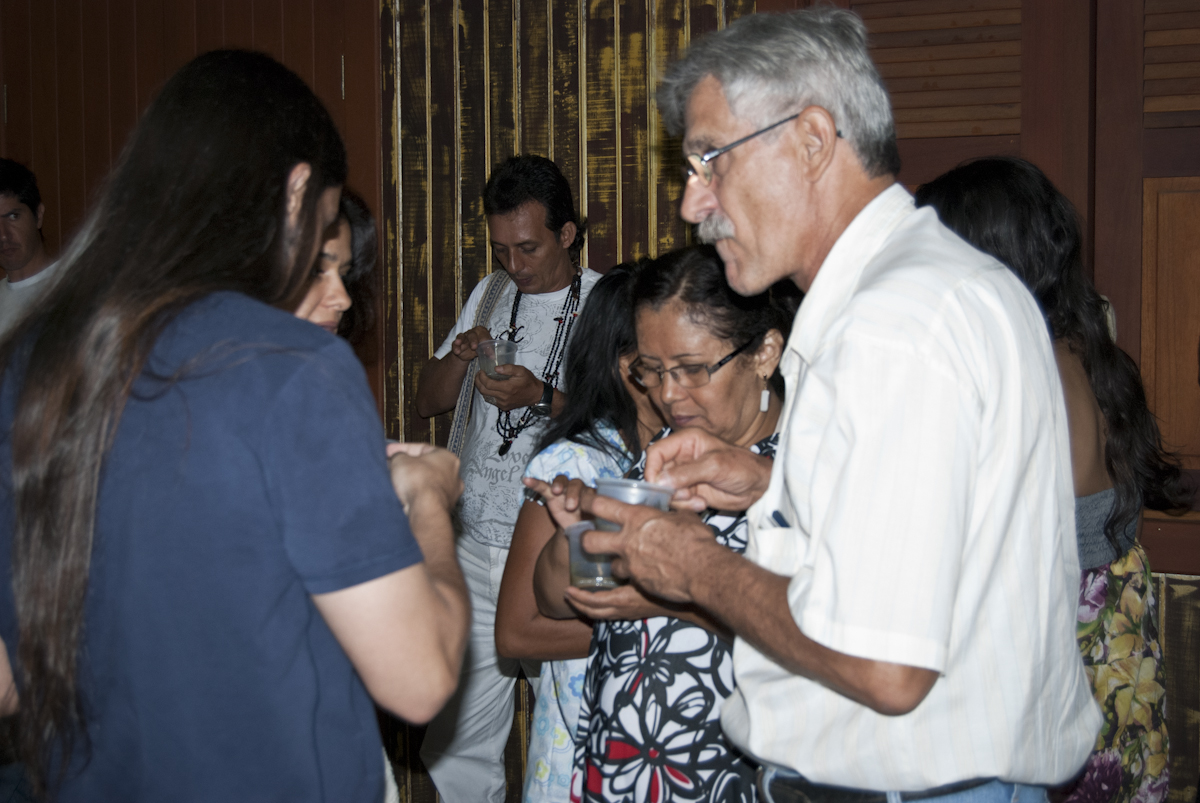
0 292 423 802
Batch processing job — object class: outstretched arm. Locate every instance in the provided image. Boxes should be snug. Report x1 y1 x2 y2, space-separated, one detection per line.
580 496 939 716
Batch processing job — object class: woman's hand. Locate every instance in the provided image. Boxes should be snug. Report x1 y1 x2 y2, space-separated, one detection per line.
522 475 594 530
563 582 675 621
386 443 463 513
563 578 732 640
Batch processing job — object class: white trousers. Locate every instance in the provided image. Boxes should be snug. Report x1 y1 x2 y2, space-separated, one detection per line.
420 537 539 803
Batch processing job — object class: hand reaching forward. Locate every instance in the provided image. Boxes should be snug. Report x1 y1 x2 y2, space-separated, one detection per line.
644 428 772 512
522 475 592 530
386 442 464 514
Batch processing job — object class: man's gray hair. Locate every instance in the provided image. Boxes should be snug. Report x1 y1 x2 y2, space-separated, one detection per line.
658 7 900 178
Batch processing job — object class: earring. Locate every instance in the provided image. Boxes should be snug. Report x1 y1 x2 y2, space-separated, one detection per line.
760 377 770 413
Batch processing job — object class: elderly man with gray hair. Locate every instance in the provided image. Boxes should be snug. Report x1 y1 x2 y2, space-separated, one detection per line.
557 7 1103 803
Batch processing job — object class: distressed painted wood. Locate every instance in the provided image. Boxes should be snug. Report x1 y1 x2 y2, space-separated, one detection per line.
382 0 757 797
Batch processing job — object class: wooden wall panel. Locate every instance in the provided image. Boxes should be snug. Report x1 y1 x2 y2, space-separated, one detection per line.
1141 178 1200 471
0 0 386 406
859 0 1022 140
1020 0 1093 269
1095 0 1145 363
391 0 750 442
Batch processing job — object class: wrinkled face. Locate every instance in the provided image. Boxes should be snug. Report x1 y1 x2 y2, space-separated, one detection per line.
295 217 352 334
635 300 768 446
487 200 577 295
0 194 45 276
678 76 805 296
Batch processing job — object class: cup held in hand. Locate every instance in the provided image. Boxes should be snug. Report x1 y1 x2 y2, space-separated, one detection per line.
593 477 673 531
477 339 518 380
566 521 620 590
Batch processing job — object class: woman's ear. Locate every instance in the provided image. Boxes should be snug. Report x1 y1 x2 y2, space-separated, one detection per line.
617 351 638 376
754 329 784 378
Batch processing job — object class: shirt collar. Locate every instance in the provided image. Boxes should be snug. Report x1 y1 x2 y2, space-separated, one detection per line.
786 183 915 364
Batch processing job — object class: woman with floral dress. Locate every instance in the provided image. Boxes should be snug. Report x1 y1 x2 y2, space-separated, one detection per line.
917 158 1193 803
495 264 663 803
530 246 799 803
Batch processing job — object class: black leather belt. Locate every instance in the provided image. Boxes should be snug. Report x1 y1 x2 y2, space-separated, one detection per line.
760 769 995 803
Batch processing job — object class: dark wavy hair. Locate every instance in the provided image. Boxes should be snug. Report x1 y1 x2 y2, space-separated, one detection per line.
335 189 378 344
632 245 799 396
915 157 1193 546
0 50 346 797
483 155 587 260
535 262 644 464
0 159 42 217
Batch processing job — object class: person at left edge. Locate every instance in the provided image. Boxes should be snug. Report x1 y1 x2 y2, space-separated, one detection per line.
0 50 469 803
415 154 601 803
0 159 57 338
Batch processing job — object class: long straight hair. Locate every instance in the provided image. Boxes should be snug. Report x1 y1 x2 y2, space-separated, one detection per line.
915 158 1193 546
536 263 644 463
0 50 347 796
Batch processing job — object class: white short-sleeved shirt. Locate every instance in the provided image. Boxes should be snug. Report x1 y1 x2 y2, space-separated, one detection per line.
722 184 1101 790
436 267 602 548
0 260 59 337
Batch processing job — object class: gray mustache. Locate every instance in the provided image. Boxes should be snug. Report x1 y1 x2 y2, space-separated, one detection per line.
696 214 735 243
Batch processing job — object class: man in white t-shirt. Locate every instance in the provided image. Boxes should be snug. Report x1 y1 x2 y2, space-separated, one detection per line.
415 155 601 803
0 159 57 337
570 8 1103 803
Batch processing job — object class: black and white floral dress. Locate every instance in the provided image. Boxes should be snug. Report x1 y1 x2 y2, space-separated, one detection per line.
570 429 778 803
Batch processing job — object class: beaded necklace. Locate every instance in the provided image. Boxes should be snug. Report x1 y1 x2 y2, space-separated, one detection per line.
495 269 582 456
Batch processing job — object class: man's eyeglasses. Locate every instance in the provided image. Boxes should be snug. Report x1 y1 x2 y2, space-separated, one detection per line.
683 113 800 186
632 339 754 389
683 111 842 186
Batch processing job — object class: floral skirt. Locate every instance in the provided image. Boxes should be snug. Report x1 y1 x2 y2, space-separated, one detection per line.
1067 545 1169 803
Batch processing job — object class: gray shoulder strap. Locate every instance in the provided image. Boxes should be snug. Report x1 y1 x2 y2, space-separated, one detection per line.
446 271 513 456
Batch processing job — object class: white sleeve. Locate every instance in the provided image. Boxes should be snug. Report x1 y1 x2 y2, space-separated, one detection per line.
432 276 491 360
787 329 978 673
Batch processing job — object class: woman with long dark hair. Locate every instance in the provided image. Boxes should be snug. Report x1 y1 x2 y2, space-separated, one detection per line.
0 51 468 802
917 158 1191 803
530 245 797 803
495 262 662 803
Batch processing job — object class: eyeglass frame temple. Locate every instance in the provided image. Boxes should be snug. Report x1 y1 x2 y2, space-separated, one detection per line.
684 111 844 182
634 337 756 388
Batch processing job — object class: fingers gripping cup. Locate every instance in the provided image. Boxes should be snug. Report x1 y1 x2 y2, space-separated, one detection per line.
593 478 674 532
477 339 518 380
566 521 620 590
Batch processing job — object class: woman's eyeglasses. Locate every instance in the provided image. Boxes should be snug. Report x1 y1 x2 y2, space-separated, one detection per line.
632 339 754 389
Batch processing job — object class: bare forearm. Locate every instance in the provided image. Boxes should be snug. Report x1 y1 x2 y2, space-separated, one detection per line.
416 356 471 418
497 613 593 660
405 499 470 674
533 532 576 619
690 544 937 716
0 640 15 716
